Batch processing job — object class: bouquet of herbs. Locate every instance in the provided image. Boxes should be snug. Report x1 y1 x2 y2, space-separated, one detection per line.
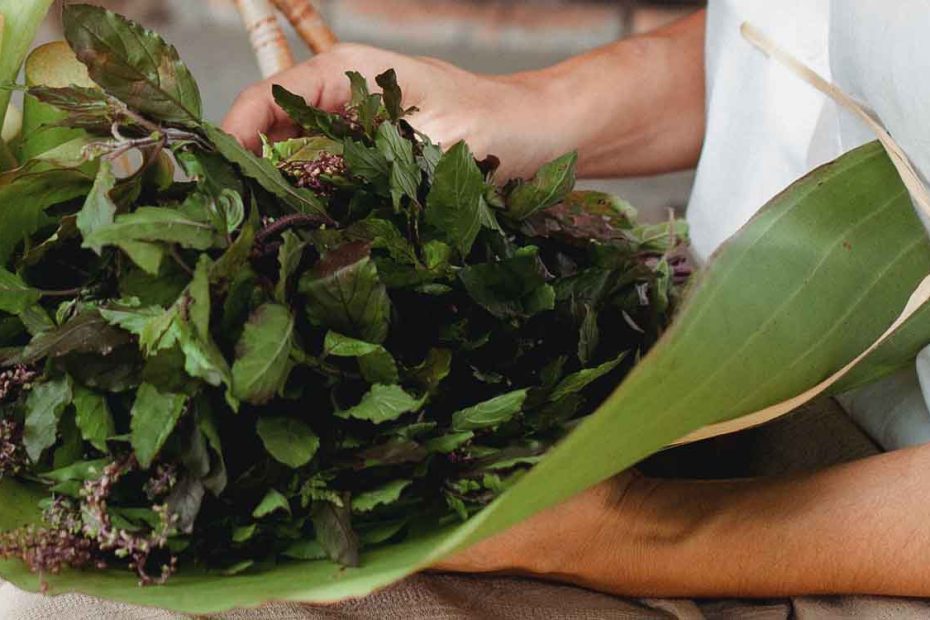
0 4 687 585
2 3 926 613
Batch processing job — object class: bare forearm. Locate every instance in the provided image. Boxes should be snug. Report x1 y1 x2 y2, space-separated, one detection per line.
515 11 707 178
532 445 930 597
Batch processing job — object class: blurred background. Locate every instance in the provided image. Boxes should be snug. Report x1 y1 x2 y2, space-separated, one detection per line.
35 0 704 220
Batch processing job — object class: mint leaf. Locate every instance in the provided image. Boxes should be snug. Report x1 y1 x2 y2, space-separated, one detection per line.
130 383 187 469
23 376 73 462
231 304 295 405
63 4 202 125
256 417 320 469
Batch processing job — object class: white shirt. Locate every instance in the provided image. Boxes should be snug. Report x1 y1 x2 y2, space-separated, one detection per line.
689 0 930 450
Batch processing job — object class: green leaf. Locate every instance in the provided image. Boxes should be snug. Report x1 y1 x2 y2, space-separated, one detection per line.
272 85 350 141
324 333 399 384
425 141 485 256
549 353 627 402
459 246 556 319
130 383 187 469
252 489 291 518
25 86 122 131
72 385 114 453
506 152 577 220
336 384 424 424
231 304 295 405
256 417 320 469
275 230 305 303
310 497 359 567
77 161 117 253
352 480 411 513
23 376 72 462
343 139 390 187
375 70 405 121
0 169 92 264
451 389 527 432
299 242 391 344
19 311 132 365
0 268 40 315
203 123 329 218
375 122 421 208
577 305 600 365
424 432 474 454
84 206 217 251
63 4 202 125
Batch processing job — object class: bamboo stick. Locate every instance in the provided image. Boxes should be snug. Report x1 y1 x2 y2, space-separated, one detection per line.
235 0 295 78
270 0 338 54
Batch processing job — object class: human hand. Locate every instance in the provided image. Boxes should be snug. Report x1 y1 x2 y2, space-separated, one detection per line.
222 44 576 179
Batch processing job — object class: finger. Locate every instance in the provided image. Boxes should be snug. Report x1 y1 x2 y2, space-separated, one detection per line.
222 80 289 152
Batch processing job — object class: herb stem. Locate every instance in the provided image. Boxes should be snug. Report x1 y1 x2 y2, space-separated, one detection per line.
167 246 194 276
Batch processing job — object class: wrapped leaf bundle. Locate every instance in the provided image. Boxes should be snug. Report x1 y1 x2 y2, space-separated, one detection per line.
0 5 686 585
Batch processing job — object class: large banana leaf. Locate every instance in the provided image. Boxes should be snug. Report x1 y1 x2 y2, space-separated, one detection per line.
2 141 930 612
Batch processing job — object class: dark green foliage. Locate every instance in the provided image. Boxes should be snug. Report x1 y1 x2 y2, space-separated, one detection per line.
0 4 686 582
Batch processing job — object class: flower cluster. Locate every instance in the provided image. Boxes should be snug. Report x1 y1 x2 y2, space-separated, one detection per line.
279 152 347 194
0 418 26 478
81 457 179 586
0 365 37 403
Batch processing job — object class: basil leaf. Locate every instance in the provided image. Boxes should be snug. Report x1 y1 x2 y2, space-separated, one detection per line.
77 161 117 253
252 488 292 518
72 385 114 453
231 304 295 405
299 242 391 344
272 85 350 140
63 4 202 125
451 389 528 432
505 152 577 220
204 123 330 219
130 383 187 469
256 417 320 469
351 479 411 513
23 376 73 462
84 206 217 251
375 122 420 208
310 496 359 567
425 141 485 256
0 268 40 315
549 353 627 402
0 169 92 264
336 384 424 424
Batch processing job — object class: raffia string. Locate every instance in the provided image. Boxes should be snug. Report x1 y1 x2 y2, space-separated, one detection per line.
271 0 338 54
675 22 930 445
235 0 295 78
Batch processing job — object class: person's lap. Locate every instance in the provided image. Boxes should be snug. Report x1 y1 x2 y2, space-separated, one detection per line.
2 398 927 619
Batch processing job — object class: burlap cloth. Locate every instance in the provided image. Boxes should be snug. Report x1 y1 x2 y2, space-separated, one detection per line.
3 398 928 619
